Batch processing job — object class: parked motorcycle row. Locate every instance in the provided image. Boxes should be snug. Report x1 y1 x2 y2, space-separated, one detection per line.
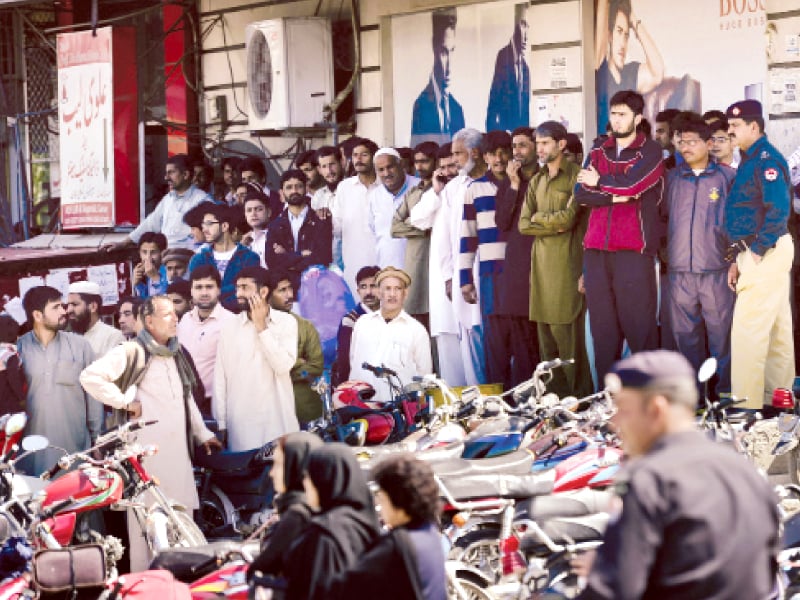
3 357 800 599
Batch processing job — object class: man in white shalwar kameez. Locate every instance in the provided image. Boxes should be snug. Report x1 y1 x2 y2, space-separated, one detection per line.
80 295 221 572
213 266 299 451
331 138 381 296
412 129 487 386
409 174 467 386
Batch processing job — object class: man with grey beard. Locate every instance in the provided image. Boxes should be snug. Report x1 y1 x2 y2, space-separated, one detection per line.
409 128 488 385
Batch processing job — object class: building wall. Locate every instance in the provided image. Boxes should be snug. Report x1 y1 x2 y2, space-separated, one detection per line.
197 0 791 173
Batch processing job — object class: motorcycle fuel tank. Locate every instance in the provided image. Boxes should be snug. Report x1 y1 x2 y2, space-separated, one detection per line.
461 432 523 459
41 467 124 514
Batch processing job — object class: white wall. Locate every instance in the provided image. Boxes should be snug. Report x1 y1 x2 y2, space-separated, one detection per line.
196 0 782 164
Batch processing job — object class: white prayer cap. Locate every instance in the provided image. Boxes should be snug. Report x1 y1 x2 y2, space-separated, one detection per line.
374 147 401 161
68 281 101 296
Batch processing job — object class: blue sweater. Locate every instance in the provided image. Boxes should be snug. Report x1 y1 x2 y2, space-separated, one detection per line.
188 244 260 311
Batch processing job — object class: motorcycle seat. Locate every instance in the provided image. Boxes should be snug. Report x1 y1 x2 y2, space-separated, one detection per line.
439 469 556 501
431 448 535 478
194 447 262 472
149 540 246 582
355 441 464 472
514 489 614 522
336 404 394 422
519 512 609 557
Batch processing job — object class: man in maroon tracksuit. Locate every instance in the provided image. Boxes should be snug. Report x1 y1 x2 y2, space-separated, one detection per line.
574 90 665 382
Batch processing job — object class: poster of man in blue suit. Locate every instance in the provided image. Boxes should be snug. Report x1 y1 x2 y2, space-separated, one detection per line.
410 8 466 147
486 3 530 132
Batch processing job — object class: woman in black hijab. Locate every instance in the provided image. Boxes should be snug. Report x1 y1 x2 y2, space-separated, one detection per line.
284 443 381 600
247 432 322 581
325 453 447 600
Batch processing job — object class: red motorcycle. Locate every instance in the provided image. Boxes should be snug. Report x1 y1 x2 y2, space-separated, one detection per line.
0 420 205 562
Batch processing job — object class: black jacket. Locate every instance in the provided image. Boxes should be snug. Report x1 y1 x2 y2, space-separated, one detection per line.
325 522 446 600
495 175 536 317
266 206 333 279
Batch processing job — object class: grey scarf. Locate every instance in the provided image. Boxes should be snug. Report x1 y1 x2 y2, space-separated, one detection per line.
136 329 196 402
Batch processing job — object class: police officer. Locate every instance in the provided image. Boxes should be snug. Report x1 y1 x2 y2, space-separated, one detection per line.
578 350 779 599
725 99 794 410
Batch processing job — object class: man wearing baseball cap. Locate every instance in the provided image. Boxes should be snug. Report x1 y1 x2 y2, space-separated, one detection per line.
578 350 779 599
724 99 794 410
66 280 124 359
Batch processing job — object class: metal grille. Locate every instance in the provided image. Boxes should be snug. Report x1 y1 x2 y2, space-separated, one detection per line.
0 12 21 112
24 12 57 158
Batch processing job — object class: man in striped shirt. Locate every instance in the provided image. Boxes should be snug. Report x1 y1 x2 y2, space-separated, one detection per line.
458 130 512 386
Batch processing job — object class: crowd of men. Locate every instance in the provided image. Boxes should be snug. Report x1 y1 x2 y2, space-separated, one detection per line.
2 90 798 568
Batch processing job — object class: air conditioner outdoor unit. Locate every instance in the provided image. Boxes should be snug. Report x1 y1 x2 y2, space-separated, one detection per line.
245 17 333 131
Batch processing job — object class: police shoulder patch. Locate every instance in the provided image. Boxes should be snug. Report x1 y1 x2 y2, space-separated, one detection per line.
764 167 778 182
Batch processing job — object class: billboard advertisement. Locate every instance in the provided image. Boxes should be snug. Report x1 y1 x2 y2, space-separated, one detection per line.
57 27 115 228
392 0 533 146
594 0 767 134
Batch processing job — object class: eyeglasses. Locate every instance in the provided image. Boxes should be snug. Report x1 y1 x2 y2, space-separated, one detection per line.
710 136 731 144
676 139 704 147
201 220 220 228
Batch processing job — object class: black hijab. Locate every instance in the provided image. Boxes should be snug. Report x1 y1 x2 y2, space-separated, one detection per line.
275 432 323 513
307 443 380 550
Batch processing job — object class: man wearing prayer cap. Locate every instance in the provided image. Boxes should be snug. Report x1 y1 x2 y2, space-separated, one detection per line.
161 247 194 284
370 148 420 271
67 280 124 359
578 350 780 600
348 267 432 402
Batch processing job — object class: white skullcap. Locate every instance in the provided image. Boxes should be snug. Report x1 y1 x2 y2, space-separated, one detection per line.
68 280 101 296
374 147 401 161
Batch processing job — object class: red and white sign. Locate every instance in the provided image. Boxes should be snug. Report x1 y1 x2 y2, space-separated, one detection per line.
57 27 115 228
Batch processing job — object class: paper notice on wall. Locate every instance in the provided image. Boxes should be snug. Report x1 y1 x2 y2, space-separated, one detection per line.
87 264 119 306
45 269 74 298
549 56 568 89
18 276 45 300
787 34 799 57
2 297 26 325
769 70 800 114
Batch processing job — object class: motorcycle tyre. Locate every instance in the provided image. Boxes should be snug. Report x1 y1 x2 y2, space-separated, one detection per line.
148 507 207 550
199 485 236 536
448 527 502 582
447 572 494 600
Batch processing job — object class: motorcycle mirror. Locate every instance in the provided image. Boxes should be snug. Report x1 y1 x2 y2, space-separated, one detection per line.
5 413 26 436
21 435 49 452
697 357 717 384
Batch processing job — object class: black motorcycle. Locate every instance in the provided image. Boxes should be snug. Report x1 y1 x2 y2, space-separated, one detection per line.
194 441 276 538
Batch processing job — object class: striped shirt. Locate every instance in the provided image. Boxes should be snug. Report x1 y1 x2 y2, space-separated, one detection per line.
458 172 506 287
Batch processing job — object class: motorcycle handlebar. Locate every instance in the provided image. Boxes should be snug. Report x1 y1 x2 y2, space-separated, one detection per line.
711 396 746 412
361 362 398 378
536 358 575 372
455 400 477 420
41 461 63 481
40 496 74 520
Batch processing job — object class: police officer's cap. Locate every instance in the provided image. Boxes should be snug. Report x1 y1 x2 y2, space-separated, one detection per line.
605 350 695 393
725 99 762 120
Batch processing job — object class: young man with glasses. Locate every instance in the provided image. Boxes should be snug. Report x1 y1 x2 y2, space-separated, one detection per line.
707 117 739 169
188 201 260 312
661 112 736 397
